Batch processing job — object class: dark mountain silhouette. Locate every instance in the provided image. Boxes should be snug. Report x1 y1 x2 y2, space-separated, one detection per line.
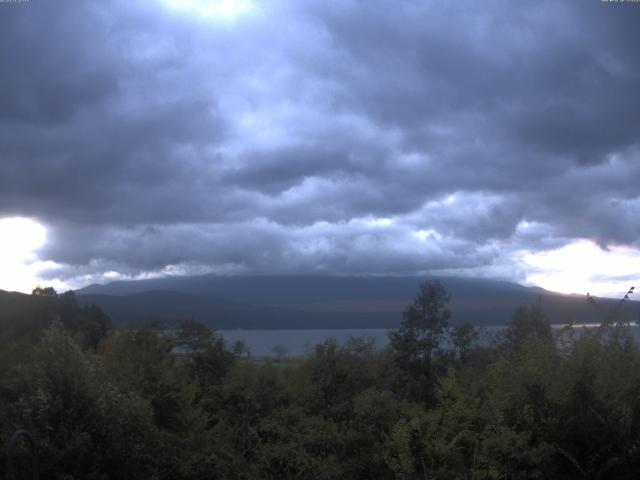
76 290 393 329
77 275 531 304
75 275 640 329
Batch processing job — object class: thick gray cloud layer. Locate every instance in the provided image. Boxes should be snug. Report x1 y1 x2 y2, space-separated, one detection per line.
1 0 640 285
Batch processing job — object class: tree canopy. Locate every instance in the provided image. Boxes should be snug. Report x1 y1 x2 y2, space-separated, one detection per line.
2 283 640 479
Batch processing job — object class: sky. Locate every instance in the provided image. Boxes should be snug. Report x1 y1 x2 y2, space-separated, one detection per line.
1 0 640 297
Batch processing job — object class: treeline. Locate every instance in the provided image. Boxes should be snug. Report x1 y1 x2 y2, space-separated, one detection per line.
0 287 111 349
2 282 640 479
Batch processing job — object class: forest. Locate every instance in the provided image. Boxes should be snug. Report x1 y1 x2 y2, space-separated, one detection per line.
2 281 640 479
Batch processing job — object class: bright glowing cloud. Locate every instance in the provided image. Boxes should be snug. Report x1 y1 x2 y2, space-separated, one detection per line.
356 217 394 228
0 217 46 261
412 229 442 242
0 217 59 293
521 239 640 298
159 0 255 21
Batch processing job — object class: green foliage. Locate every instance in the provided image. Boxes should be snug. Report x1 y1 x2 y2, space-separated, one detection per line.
451 321 479 360
31 286 57 297
0 322 162 479
4 283 640 479
175 318 214 353
501 302 553 353
1 288 111 349
389 280 451 403
390 281 452 360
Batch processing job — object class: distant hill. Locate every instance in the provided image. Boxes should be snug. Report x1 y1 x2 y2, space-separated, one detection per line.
0 289 111 346
76 290 393 329
78 275 531 304
75 275 640 329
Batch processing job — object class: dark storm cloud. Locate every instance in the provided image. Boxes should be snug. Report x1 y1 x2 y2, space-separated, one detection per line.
312 0 640 163
0 2 118 124
2 0 640 285
0 0 228 225
38 218 499 284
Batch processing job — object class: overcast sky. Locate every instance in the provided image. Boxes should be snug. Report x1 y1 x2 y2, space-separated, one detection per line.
1 0 640 296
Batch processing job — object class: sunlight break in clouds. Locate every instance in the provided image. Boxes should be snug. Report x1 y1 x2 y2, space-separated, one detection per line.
0 217 58 293
159 0 256 21
521 239 640 298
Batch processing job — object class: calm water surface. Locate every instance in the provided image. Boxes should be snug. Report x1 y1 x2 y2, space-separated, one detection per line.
217 324 640 357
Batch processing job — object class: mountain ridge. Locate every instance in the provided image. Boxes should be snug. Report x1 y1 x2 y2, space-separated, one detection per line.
74 275 640 329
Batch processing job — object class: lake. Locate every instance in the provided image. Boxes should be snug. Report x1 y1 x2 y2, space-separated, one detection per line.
218 324 640 357
218 328 391 357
